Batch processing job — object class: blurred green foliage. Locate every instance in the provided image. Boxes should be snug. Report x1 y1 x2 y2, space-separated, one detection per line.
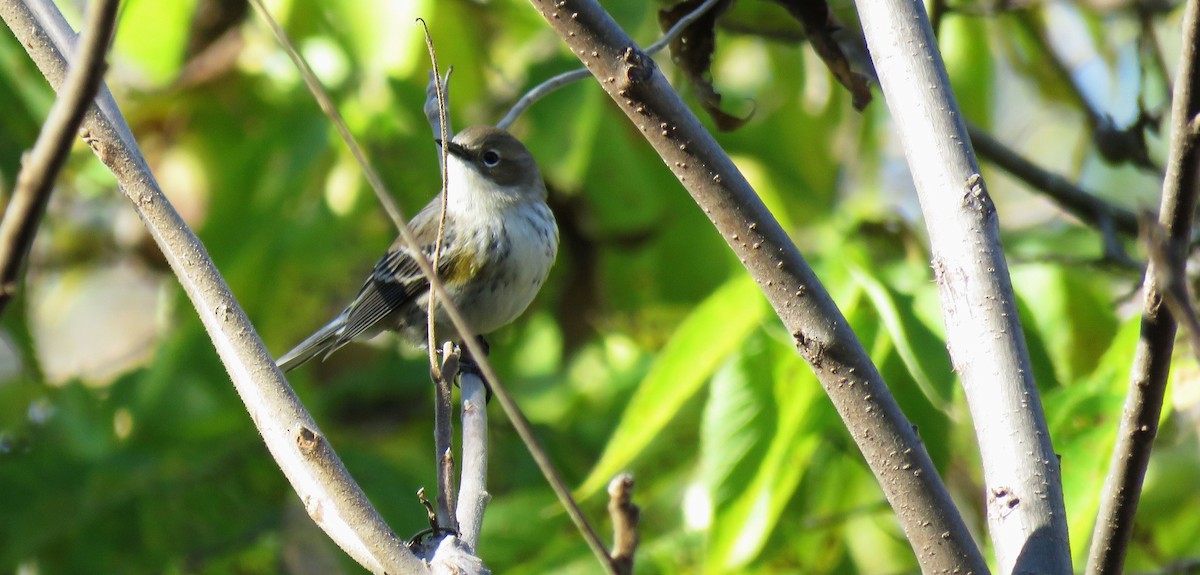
1 0 1199 573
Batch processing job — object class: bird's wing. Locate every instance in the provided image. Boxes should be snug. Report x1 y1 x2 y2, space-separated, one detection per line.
331 202 454 349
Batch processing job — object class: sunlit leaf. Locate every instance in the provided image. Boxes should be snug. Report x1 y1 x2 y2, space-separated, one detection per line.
1012 263 1120 385
703 334 822 569
576 275 766 497
847 262 954 413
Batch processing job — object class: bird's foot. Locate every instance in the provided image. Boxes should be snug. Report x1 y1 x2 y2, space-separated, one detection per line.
457 336 492 403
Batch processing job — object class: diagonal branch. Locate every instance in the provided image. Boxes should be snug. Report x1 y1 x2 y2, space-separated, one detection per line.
1013 9 1157 171
498 0 724 130
1086 0 1200 572
0 1 426 573
967 123 1140 238
524 1 988 573
968 123 1138 264
0 0 118 317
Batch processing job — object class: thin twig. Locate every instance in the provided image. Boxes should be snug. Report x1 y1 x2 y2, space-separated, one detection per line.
643 0 726 54
1014 11 1102 127
1139 6 1174 98
497 69 589 130
0 0 119 317
434 342 459 532
968 124 1139 236
1140 212 1200 361
0 2 425 573
1087 1 1200 567
424 69 453 173
418 18 451 374
245 0 408 233
968 123 1139 265
245 5 613 571
497 0 724 129
607 473 639 575
1014 9 1157 170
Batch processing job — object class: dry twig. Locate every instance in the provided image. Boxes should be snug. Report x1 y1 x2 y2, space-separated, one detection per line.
607 474 639 575
0 0 119 316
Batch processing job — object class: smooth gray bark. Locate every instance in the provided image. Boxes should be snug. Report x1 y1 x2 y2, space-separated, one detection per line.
0 2 427 572
854 0 1072 572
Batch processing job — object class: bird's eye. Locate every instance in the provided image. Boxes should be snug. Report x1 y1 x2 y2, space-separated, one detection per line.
481 150 501 167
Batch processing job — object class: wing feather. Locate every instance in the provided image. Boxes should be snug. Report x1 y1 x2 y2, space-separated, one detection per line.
332 246 431 348
332 201 455 348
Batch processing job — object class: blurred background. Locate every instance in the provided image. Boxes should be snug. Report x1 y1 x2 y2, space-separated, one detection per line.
1 0 1198 573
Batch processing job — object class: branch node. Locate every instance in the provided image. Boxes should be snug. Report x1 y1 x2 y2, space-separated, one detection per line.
607 473 640 575
962 173 995 217
1189 112 1200 137
296 426 321 455
620 45 654 85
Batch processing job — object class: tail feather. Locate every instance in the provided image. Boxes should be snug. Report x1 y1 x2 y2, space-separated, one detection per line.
276 316 344 373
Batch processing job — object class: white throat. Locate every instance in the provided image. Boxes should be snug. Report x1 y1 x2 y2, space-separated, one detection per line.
447 156 513 214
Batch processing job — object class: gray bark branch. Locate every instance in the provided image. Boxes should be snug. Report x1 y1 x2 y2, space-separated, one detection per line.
1086 0 1200 572
0 1 427 573
525 1 988 573
0 0 117 316
455 372 490 550
855 0 1072 572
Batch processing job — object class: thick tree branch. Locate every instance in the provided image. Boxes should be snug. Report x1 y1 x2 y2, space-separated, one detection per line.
855 0 1072 573
0 0 117 316
0 2 427 573
1086 0 1200 572
525 1 988 573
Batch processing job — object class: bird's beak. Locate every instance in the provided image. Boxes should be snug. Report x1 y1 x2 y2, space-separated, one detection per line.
436 139 470 160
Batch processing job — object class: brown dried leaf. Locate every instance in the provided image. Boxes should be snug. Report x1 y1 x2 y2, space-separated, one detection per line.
658 0 752 131
766 0 873 111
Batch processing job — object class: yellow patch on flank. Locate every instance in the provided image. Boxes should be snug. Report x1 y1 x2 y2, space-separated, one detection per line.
443 248 483 286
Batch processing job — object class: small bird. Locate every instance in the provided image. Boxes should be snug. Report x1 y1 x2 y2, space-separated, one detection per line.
276 126 559 372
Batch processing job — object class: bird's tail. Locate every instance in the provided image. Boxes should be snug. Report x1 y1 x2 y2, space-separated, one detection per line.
276 316 344 373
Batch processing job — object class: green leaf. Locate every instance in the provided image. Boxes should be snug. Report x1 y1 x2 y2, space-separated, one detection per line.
576 275 766 497
1047 315 1143 564
940 17 994 125
847 262 954 413
110 0 194 86
1011 263 1120 385
703 334 822 569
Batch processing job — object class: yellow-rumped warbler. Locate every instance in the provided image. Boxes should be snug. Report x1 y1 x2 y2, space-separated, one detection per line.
276 126 558 372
